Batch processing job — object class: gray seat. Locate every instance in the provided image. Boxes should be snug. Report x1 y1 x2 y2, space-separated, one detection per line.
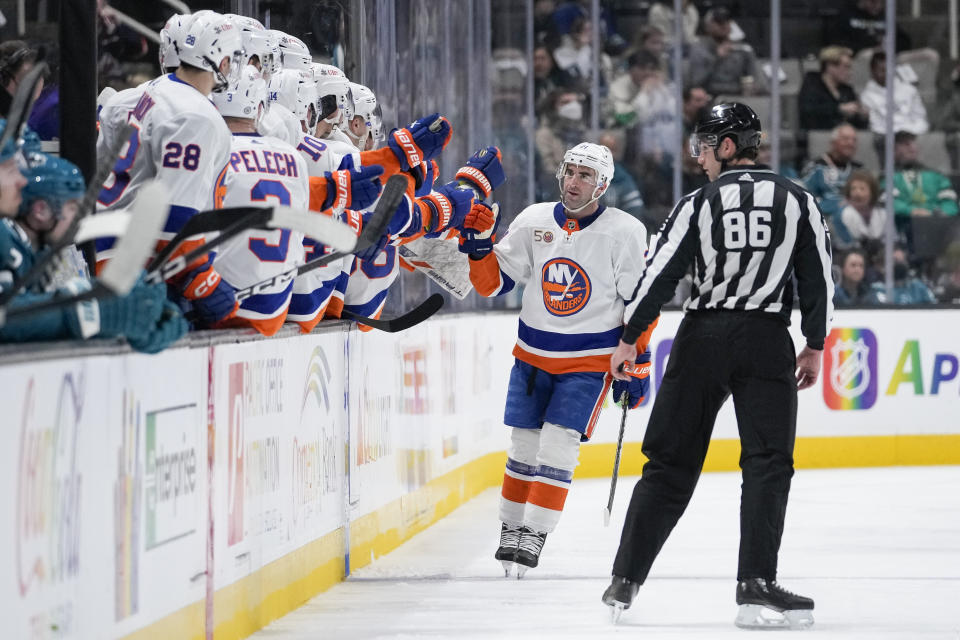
917 131 950 172
806 129 880 172
897 48 940 114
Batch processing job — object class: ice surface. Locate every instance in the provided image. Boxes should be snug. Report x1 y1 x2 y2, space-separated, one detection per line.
252 467 960 639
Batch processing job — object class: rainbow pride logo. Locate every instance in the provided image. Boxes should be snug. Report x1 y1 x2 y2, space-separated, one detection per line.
823 328 878 410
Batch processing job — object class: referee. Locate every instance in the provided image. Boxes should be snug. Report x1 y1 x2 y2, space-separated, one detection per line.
601 103 833 630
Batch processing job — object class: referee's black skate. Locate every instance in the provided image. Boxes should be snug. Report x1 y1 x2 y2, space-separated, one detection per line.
494 523 521 577
514 527 547 579
735 578 814 630
601 575 639 623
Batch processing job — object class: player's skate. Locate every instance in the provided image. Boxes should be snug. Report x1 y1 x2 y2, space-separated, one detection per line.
494 523 521 577
514 526 547 579
735 578 814 630
601 575 639 623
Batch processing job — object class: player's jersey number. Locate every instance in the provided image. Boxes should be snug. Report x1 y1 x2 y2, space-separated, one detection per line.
97 126 141 206
248 179 292 262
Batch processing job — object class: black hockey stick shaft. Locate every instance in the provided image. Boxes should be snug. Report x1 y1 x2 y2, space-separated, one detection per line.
340 293 444 333
604 391 629 525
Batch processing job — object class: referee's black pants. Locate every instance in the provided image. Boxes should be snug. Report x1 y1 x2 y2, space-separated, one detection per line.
613 310 798 583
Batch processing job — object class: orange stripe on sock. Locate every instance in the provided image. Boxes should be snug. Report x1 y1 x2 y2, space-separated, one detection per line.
501 473 533 504
528 481 569 512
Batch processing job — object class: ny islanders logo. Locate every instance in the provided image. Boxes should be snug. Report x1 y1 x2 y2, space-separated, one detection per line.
541 258 591 316
823 328 878 410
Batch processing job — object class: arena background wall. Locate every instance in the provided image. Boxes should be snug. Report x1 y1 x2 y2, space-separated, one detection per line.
1 308 957 639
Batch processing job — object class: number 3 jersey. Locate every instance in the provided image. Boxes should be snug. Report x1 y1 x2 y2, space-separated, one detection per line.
468 202 648 374
95 73 231 258
211 132 310 335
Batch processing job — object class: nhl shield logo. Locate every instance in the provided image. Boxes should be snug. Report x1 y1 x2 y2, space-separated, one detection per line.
541 257 591 316
823 328 878 410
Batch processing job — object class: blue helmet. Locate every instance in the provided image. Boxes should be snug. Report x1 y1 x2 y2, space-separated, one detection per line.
19 152 85 219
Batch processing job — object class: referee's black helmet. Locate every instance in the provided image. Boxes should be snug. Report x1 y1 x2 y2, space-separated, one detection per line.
689 103 762 157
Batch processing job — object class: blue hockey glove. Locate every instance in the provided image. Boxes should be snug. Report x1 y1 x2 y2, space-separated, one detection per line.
321 164 384 211
126 300 189 354
420 182 474 235
387 113 452 172
455 146 506 199
177 257 238 327
457 202 500 257
612 349 651 409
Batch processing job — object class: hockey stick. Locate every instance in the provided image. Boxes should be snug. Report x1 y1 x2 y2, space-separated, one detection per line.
340 292 444 333
0 120 137 310
234 174 407 301
603 390 630 527
0 181 170 325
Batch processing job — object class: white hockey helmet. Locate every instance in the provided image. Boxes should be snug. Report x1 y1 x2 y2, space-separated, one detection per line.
346 82 383 146
311 63 354 124
270 31 312 72
212 65 267 122
176 12 245 92
555 142 615 212
227 14 281 80
268 68 319 130
158 13 191 73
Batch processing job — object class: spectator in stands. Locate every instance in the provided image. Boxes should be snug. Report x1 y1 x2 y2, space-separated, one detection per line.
535 89 587 196
598 129 645 223
647 0 699 51
682 86 712 135
798 46 869 131
860 51 929 138
26 42 58 141
534 44 576 117
608 51 650 128
687 8 760 98
0 41 42 119
834 249 881 306
870 246 938 304
890 131 958 228
802 123 862 244
841 169 888 245
553 16 612 87
632 25 668 75
940 63 960 172
826 0 912 54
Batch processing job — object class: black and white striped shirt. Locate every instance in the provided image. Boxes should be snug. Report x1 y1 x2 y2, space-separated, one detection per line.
624 166 834 349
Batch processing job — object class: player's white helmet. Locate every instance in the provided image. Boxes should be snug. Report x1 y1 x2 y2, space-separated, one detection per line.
555 142 615 213
312 63 354 125
268 69 319 131
346 82 383 147
271 31 312 72
177 13 245 92
212 65 267 123
158 13 191 73
227 14 281 80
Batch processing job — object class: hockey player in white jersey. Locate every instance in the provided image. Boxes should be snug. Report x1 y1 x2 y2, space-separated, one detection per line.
96 11 244 327
209 65 311 335
311 63 356 149
455 142 655 577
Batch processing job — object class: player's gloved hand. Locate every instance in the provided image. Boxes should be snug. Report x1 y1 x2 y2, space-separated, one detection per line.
455 146 506 199
126 300 189 354
457 202 500 257
353 231 389 263
612 349 651 409
387 113 453 172
177 258 238 326
321 165 384 211
92 275 168 341
420 182 474 235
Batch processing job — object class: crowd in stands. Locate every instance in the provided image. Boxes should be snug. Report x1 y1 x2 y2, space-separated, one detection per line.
506 0 960 306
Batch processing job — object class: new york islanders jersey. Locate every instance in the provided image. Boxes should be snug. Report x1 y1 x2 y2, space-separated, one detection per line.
259 103 302 146
95 74 231 259
212 132 309 335
469 202 648 373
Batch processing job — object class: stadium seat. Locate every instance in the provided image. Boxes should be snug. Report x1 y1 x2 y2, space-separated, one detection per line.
917 131 950 172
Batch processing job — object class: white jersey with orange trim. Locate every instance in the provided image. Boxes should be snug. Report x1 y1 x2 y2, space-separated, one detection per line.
94 73 231 260
211 132 309 335
258 103 302 146
469 202 648 374
338 245 399 327
96 81 150 158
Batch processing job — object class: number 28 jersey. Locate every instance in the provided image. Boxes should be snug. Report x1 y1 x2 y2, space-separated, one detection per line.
96 74 231 247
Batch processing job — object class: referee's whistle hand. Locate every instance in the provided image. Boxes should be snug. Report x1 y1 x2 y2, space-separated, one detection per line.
610 340 637 381
795 345 823 391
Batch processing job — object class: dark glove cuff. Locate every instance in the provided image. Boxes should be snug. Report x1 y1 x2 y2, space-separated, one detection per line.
806 339 824 350
620 325 641 346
